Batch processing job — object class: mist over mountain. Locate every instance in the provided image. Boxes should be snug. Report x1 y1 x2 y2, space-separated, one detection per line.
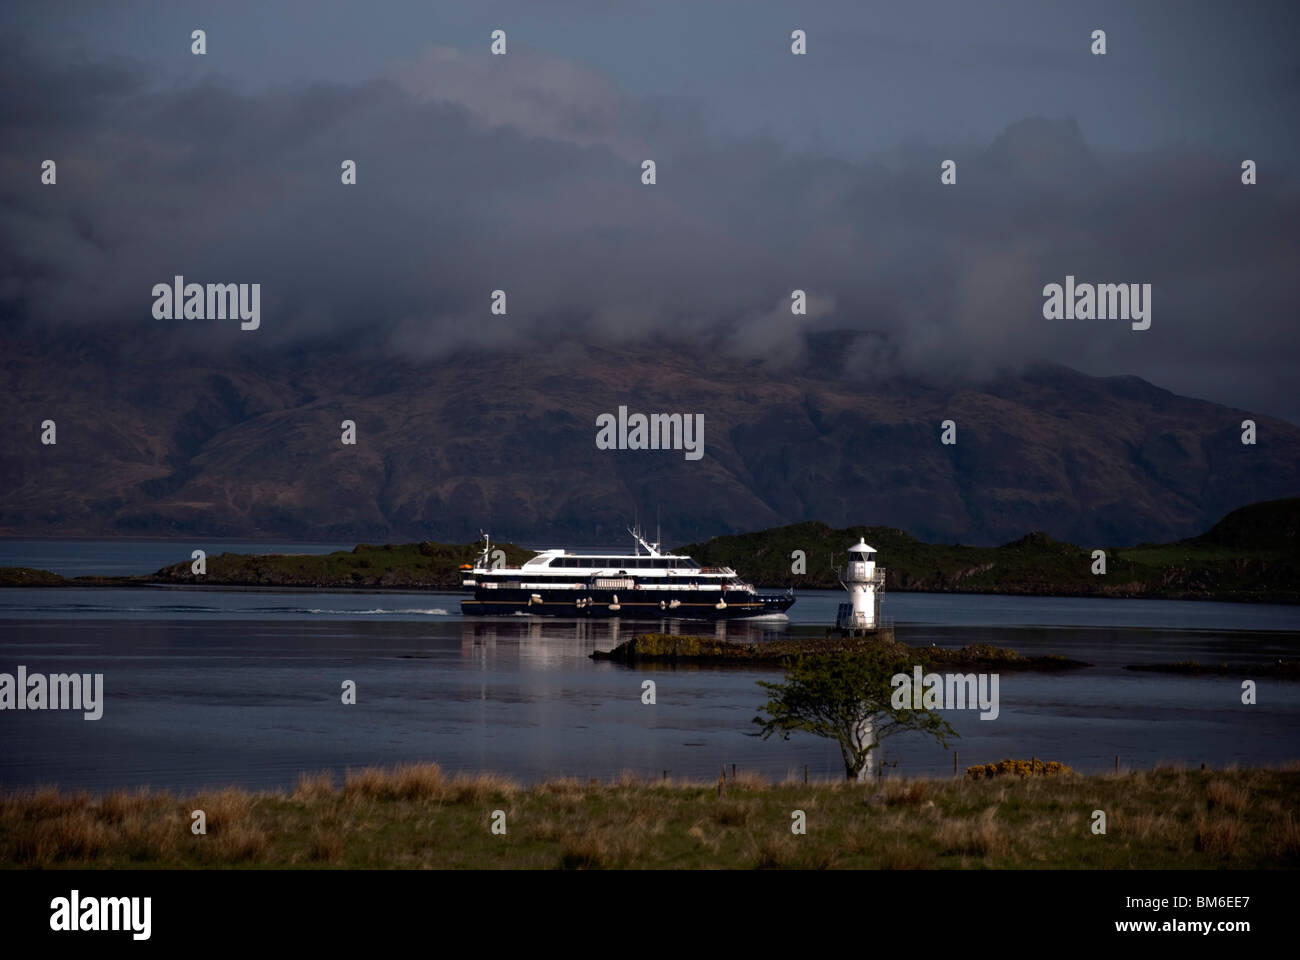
3 5 1297 547
4 328 1295 547
2 17 1298 423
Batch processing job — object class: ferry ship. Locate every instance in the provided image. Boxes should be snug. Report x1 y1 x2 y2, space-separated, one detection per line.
460 528 794 620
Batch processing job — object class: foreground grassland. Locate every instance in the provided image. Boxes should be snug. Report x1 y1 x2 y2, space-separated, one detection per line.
3 765 1297 869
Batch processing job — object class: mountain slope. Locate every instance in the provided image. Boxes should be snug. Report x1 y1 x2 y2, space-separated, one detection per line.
2 328 1297 546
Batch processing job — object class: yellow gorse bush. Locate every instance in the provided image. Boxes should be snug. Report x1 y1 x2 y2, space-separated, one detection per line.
965 758 1073 781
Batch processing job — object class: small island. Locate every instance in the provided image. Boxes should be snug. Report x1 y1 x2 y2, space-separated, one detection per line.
1 497 1295 603
592 632 1090 671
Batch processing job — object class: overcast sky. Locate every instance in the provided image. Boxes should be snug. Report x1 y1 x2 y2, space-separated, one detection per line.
4 0 1298 419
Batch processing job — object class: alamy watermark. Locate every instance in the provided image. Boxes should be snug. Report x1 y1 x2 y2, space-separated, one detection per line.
152 275 260 330
595 405 704 461
891 665 999 720
1042 275 1151 330
50 890 150 940
0 666 103 719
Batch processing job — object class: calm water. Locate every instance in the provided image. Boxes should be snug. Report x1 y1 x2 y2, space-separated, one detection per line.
0 540 1297 793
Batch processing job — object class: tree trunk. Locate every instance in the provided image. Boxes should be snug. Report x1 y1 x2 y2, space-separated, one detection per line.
846 713 874 782
856 716 874 782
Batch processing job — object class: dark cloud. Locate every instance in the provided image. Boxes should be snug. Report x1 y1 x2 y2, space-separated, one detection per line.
2 23 1298 422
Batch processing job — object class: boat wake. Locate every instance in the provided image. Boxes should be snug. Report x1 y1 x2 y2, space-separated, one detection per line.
305 607 451 616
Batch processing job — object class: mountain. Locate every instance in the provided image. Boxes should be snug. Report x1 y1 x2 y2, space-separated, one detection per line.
2 327 1297 546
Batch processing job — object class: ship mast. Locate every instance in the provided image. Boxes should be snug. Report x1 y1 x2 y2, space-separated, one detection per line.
628 524 662 557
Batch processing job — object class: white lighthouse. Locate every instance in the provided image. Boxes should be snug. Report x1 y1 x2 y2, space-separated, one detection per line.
836 538 886 634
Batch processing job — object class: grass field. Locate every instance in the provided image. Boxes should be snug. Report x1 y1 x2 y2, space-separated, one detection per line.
3 763 1297 869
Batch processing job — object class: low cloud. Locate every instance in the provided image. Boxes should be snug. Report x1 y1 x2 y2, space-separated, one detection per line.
2 36 1297 421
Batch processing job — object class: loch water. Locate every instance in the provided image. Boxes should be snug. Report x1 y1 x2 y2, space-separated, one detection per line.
0 540 1296 792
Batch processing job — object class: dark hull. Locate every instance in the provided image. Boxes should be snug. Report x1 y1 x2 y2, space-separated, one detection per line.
462 589 794 620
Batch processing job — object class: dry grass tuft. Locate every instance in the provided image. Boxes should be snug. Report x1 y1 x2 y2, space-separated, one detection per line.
750 834 797 869
310 825 343 863
558 828 630 869
1206 780 1250 814
711 799 755 827
1127 812 1175 844
344 763 450 802
15 812 108 865
935 806 1002 857
878 837 935 870
210 823 269 863
193 787 252 834
1273 813 1300 862
883 778 931 807
294 770 337 800
1194 815 1242 856
446 772 519 804
537 777 583 795
121 814 179 863
728 770 770 791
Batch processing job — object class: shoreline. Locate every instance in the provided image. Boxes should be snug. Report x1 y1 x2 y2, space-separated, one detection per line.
2 571 1297 605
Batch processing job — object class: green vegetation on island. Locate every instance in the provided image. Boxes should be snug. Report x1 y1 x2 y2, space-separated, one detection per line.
0 497 1294 601
593 633 1089 672
678 497 1300 603
0 540 533 591
144 540 535 589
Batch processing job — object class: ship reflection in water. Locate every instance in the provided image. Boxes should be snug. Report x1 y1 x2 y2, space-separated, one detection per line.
457 614 793 665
